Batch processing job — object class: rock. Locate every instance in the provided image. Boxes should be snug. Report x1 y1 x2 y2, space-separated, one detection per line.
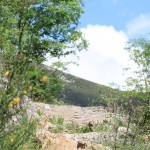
77 141 87 149
76 132 115 143
44 104 51 110
117 127 131 137
77 141 92 150
12 116 18 123
39 120 55 130
91 144 112 150
1 77 9 89
77 141 91 150
142 134 150 140
36 130 113 150
21 95 39 118
36 130 77 150
38 115 56 130
33 103 109 126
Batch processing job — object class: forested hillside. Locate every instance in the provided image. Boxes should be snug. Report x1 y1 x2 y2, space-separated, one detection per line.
59 73 105 106
59 73 108 106
0 0 149 149
40 64 122 107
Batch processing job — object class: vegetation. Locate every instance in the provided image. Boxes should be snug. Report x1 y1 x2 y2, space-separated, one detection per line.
48 116 112 134
56 71 116 107
122 38 150 146
0 0 87 149
0 0 149 149
49 116 64 126
102 38 150 149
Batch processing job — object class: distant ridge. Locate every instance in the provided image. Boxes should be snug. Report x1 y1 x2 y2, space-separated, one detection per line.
41 64 116 107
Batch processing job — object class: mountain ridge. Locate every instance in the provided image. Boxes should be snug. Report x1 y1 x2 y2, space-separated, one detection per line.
41 64 119 107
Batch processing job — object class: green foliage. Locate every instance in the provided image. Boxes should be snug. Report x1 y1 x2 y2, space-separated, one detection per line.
65 122 82 133
27 137 42 150
124 38 150 131
93 121 112 133
27 65 62 103
0 0 87 63
0 114 37 150
0 0 87 149
65 121 112 134
106 141 150 150
48 116 64 133
49 116 64 126
105 37 150 149
0 62 37 149
58 73 111 106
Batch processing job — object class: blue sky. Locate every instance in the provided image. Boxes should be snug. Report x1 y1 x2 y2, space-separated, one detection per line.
45 0 150 87
80 0 150 30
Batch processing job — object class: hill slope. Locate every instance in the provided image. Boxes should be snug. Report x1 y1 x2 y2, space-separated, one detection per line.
59 73 108 106
41 64 121 107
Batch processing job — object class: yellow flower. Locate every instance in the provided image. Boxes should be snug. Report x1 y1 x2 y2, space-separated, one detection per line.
13 97 20 104
4 71 9 77
8 102 13 108
23 145 27 150
42 75 47 82
29 86 32 91
23 90 27 95
9 134 14 143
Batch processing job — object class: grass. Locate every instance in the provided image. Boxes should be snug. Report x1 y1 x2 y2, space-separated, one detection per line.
49 116 64 125
93 122 113 133
48 117 113 134
49 126 64 133
65 122 92 133
41 113 150 150
105 140 150 150
48 116 64 133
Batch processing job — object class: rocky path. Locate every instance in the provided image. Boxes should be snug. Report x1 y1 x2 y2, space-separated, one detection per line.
35 102 110 125
33 102 114 150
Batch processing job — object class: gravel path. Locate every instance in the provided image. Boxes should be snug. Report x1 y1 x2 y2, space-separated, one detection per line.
35 102 110 125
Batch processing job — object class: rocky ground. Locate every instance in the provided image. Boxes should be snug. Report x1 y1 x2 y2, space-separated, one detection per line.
11 98 150 150
35 102 110 125
32 102 115 150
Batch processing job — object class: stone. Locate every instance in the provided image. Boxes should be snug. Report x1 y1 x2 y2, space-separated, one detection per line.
91 144 112 150
21 95 39 118
44 104 51 110
77 141 87 149
79 141 92 150
36 130 77 150
117 127 131 137
38 115 56 130
12 116 18 123
75 132 115 143
143 134 150 140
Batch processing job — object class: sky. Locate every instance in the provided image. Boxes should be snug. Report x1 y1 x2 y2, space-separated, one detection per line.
45 0 150 87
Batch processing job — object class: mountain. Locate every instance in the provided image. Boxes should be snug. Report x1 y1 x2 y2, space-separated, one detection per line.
40 64 123 107
58 73 107 107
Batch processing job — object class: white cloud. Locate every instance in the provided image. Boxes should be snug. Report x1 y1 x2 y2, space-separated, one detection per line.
45 25 129 87
44 15 150 87
73 25 129 86
126 14 150 37
80 25 128 64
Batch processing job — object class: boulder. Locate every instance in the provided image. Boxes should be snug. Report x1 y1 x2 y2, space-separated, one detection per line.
36 130 77 150
38 115 56 130
21 95 39 118
91 144 112 150
117 127 131 137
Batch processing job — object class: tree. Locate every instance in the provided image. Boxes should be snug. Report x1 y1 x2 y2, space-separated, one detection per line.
122 38 150 145
0 0 87 149
125 38 150 107
0 0 87 64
